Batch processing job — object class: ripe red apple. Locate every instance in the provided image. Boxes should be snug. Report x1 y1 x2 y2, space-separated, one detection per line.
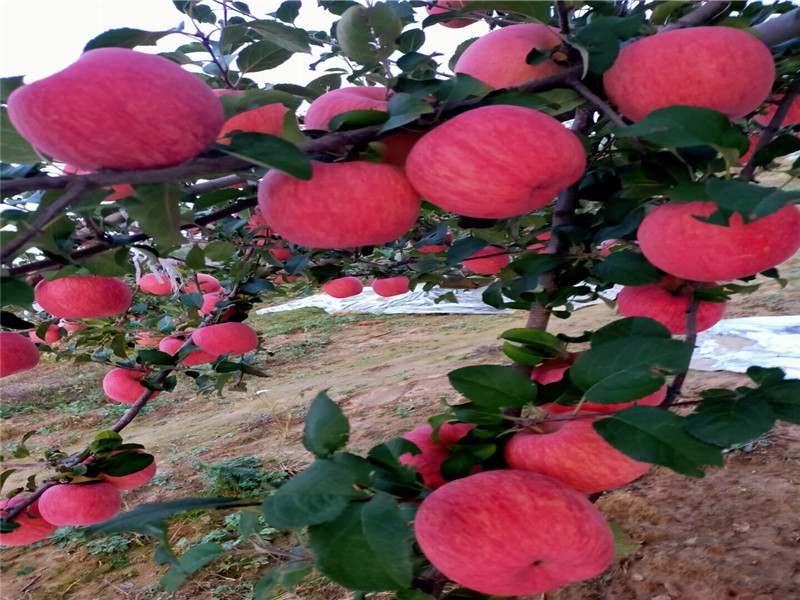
414 470 615 596
426 1 476 28
139 273 174 295
158 334 217 366
527 231 551 253
399 422 474 489
212 89 291 142
505 419 651 494
603 27 775 122
58 320 88 334
304 86 388 131
0 497 57 547
7 48 224 170
29 324 62 344
35 275 132 319
372 276 410 297
198 291 226 316
453 24 564 89
637 202 800 282
373 131 424 169
323 276 364 298
183 274 222 294
462 246 509 274
258 160 421 248
405 105 586 218
616 276 727 334
38 482 121 527
99 450 157 491
0 331 40 378
268 247 292 261
192 322 259 357
102 368 160 404
754 92 800 127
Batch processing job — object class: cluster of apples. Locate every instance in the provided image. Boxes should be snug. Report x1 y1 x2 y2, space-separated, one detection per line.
0 449 156 547
323 276 411 299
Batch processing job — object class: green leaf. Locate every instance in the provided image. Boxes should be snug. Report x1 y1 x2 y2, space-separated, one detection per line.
99 452 154 477
592 316 672 346
138 349 178 366
253 568 282 600
510 253 565 278
160 542 226 592
237 40 294 72
83 28 175 52
593 406 724 477
502 342 546 366
303 391 350 458
185 245 206 270
432 73 483 105
398 29 425 53
704 179 800 223
327 109 389 132
499 328 564 350
380 93 434 133
446 237 488 266
684 395 775 447
0 469 17 495
281 562 313 589
1 107 41 163
0 277 34 307
273 1 301 23
180 292 204 309
592 252 662 286
218 89 301 119
448 365 536 409
1 76 25 103
614 106 748 154
125 183 185 251
336 3 401 64
246 20 311 53
307 492 413 591
752 378 800 425
570 15 645 75
261 459 367 528
213 133 312 180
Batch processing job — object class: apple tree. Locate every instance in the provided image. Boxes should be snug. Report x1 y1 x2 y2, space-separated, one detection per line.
1 0 800 597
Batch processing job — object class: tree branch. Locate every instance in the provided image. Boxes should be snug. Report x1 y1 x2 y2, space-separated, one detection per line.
660 1 731 31
660 292 701 409
753 7 800 47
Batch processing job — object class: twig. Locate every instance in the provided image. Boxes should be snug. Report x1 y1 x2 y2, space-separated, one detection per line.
556 0 571 35
571 79 628 127
660 292 701 409
753 7 800 47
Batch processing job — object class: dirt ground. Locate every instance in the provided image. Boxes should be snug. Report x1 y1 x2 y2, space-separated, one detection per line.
1 258 799 600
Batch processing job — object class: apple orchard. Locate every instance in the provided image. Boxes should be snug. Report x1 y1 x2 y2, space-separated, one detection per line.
1 0 800 597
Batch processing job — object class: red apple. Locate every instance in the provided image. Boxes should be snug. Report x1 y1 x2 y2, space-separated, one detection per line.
158 334 217 366
527 231 551 253
323 276 364 298
372 276 410 297
268 247 292 261
99 450 157 491
754 92 800 127
258 160 421 248
139 273 174 295
192 322 259 357
0 497 57 547
505 419 651 494
462 246 509 274
373 131 424 169
416 229 453 253
199 291 226 316
58 320 88 334
7 48 224 170
426 0 476 28
616 276 727 334
0 331 40 378
414 470 615 596
596 239 619 257
35 275 132 319
102 368 160 404
454 24 564 89
399 422 474 489
637 202 800 281
183 274 222 294
603 27 775 122
213 89 291 142
29 324 62 344
304 86 388 131
38 482 121 527
405 105 586 218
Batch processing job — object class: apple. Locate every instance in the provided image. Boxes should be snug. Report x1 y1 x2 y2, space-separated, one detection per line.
102 368 160 404
192 322 259 357
637 202 800 282
199 291 226 316
38 482 121 527
453 24 564 89
139 273 174 295
159 334 217 366
58 320 88 334
62 164 134 204
596 239 619 257
212 89 291 142
29 324 62 344
0 497 57 547
35 275 132 319
527 231 550 253
268 247 292 261
416 229 453 253
414 470 615 596
505 419 651 494
303 86 388 131
754 92 800 127
616 276 727 334
399 422 474 489
426 0 476 28
372 131 424 169
372 276 410 297
258 160 421 248
183 274 222 294
405 105 586 218
462 246 509 274
603 27 775 122
7 48 224 170
0 331 40 378
99 450 157 491
323 276 364 298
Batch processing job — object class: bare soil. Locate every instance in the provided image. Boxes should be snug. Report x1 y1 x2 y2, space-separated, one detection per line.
1 258 799 600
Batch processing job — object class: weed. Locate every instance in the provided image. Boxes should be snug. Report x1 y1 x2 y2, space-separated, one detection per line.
15 566 35 576
199 456 287 497
86 535 132 555
249 307 387 337
49 526 90 548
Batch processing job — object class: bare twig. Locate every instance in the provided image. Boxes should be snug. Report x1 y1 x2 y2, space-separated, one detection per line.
571 79 628 127
753 7 800 47
661 292 701 409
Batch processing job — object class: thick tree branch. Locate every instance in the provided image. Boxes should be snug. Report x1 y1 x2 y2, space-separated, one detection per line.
660 1 731 31
754 7 800 47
